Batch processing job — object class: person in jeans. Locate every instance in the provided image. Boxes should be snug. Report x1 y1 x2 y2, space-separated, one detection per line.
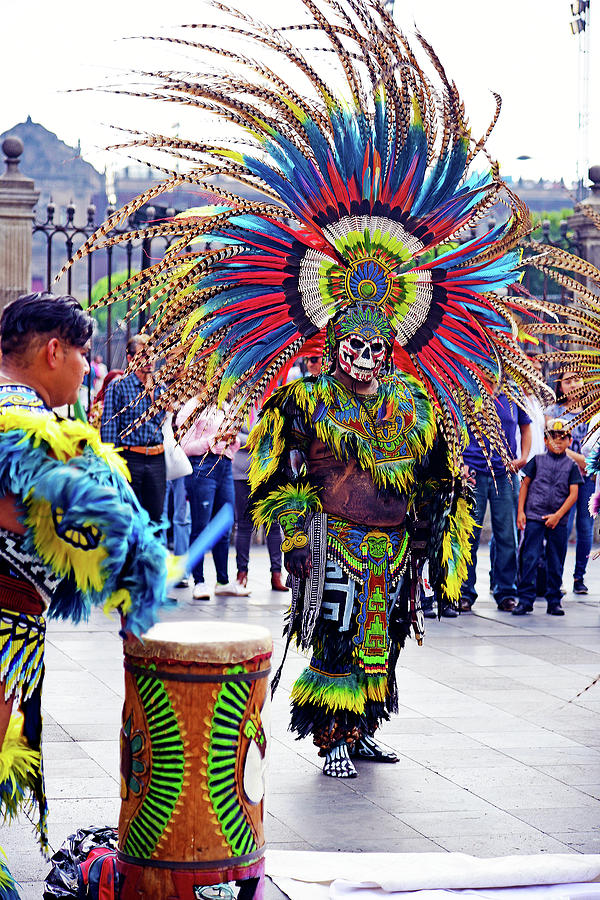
546 370 597 594
461 387 531 612
163 475 191 587
179 400 249 600
233 422 288 593
513 419 582 616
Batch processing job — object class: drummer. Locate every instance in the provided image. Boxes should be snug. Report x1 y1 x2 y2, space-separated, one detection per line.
0 292 169 899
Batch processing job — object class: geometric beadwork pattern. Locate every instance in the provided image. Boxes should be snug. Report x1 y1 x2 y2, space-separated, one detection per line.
0 611 45 704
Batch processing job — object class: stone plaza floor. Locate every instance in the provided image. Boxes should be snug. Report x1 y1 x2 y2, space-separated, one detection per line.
4 543 600 897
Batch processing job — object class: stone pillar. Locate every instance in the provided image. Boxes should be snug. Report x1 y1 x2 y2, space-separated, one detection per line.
0 136 40 309
568 165 600 285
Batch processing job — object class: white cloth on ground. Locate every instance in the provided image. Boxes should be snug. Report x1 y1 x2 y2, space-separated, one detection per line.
266 851 600 900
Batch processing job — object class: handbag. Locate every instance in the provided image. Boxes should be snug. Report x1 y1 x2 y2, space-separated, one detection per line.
162 413 193 481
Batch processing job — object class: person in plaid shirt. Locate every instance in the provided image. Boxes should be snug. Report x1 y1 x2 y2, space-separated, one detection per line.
100 334 166 524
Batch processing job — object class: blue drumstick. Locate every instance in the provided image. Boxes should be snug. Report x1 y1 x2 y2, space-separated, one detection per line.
167 503 234 586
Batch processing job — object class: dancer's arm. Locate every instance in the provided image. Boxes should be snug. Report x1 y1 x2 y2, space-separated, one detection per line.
0 495 25 535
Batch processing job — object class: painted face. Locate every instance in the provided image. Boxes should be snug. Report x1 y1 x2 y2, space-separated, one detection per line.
277 511 301 535
337 332 387 383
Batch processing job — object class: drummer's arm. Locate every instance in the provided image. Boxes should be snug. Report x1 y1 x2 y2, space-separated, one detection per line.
0 494 26 535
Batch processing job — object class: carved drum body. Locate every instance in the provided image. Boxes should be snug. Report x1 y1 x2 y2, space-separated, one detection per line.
117 621 272 899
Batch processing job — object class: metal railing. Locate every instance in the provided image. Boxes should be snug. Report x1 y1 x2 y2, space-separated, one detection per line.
32 201 179 371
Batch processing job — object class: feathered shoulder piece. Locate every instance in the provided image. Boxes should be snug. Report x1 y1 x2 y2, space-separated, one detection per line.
0 384 167 636
0 384 130 480
63 0 600 466
249 370 436 491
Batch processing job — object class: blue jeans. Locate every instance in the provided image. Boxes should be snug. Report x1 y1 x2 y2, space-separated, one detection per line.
567 475 595 583
234 479 282 573
518 520 568 608
463 470 518 606
185 454 234 585
490 474 520 591
163 476 191 557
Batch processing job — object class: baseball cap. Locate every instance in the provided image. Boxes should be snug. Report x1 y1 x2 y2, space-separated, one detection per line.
545 417 572 436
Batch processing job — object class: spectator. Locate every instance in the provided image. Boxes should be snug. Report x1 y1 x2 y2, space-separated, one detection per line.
233 421 288 593
304 354 322 377
163 473 191 587
162 353 192 586
546 370 598 594
91 353 108 395
514 352 548 594
88 369 123 429
100 334 166 524
422 591 458 620
518 353 546 461
513 418 582 616
460 385 531 612
180 399 249 600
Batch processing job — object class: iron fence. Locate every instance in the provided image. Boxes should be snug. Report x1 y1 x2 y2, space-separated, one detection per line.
33 200 180 372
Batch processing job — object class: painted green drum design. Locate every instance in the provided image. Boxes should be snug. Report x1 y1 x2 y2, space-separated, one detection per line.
120 668 185 858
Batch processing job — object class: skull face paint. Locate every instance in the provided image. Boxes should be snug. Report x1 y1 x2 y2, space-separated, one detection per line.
331 302 394 384
337 331 387 383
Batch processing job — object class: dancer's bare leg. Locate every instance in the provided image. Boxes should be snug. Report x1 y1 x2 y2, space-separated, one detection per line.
322 740 357 778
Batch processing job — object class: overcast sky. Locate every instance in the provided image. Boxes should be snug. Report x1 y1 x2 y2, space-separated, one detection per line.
2 0 597 184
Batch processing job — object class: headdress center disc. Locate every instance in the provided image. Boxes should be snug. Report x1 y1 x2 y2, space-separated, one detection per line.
345 257 393 305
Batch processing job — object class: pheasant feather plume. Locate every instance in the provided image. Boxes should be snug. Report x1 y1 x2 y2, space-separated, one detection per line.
69 0 595 462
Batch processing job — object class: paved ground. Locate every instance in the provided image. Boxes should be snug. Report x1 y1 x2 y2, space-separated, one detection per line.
5 543 600 898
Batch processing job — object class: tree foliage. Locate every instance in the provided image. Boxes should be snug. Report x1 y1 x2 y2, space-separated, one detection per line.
90 271 138 332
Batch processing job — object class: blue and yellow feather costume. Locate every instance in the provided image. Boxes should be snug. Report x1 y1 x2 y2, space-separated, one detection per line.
0 384 168 897
249 370 473 750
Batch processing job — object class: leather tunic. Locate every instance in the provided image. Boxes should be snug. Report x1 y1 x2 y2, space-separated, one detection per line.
307 438 408 525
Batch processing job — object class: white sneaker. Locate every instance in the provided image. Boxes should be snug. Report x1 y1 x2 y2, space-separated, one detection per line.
214 581 251 597
192 581 210 601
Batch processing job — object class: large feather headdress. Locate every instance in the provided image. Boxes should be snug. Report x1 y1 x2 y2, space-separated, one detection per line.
65 0 600 462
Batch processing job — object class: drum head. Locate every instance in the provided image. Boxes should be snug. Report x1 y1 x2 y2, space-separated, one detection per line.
125 620 272 664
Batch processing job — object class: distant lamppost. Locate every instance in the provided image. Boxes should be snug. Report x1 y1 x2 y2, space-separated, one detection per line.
570 1 591 201
514 154 532 186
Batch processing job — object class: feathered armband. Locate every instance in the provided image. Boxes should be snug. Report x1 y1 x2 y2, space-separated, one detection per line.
251 483 322 541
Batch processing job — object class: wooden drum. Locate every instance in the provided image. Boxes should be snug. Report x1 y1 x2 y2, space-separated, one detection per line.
117 621 272 899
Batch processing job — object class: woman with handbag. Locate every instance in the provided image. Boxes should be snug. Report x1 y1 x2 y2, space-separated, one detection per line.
178 399 249 601
162 413 192 585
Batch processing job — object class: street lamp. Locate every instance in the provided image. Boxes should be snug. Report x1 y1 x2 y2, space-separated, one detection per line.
570 0 591 200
